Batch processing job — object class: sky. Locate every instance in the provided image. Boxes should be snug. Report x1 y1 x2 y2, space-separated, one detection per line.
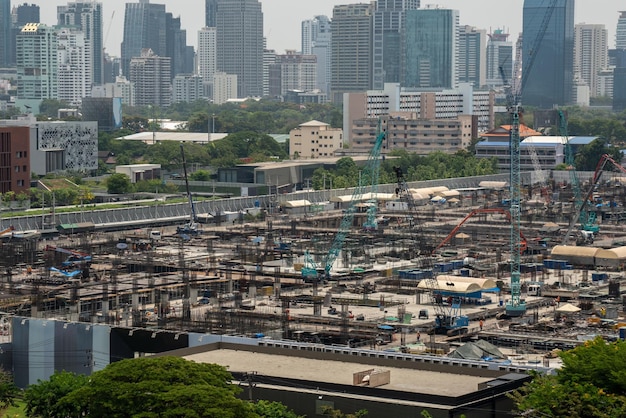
33 0 625 56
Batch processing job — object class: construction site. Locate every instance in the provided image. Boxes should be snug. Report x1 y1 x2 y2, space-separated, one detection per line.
1 144 626 367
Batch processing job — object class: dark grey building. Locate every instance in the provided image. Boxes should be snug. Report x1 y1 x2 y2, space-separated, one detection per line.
205 0 217 27
57 2 103 85
522 0 575 108
0 0 10 67
166 13 194 77
372 0 419 90
121 1 167 78
613 67 626 112
330 3 373 103
216 0 264 98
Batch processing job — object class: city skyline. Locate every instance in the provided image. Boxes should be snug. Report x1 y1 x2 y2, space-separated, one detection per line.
29 0 625 57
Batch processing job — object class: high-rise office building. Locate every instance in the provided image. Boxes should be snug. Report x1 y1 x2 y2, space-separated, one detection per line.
11 3 40 66
372 0 419 90
617 11 626 50
458 25 486 88
574 23 608 97
205 0 218 28
121 1 166 78
0 0 10 67
216 0 263 98
57 2 103 85
330 3 374 103
264 48 276 97
403 8 459 89
486 29 513 88
16 23 58 104
302 15 331 55
166 13 194 78
57 26 91 106
129 48 171 108
522 0 574 108
302 15 331 93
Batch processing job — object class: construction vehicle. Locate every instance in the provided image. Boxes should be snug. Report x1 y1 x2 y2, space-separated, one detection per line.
177 143 200 236
0 226 14 239
44 245 92 267
563 153 626 245
433 208 528 255
394 167 469 336
303 123 385 280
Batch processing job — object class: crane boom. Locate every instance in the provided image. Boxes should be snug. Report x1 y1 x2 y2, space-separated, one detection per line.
322 126 385 278
563 154 626 245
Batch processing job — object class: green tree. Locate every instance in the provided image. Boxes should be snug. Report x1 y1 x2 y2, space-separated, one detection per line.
106 173 133 194
24 370 89 418
574 139 622 171
0 368 18 416
511 337 626 417
190 170 213 181
252 400 302 418
63 356 255 418
320 406 368 418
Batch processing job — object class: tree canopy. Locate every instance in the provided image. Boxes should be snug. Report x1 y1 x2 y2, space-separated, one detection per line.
511 337 626 417
25 357 256 418
311 150 498 190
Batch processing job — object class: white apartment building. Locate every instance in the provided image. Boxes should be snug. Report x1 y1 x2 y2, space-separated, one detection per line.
213 72 237 105
172 74 203 103
275 50 317 96
289 120 343 159
197 27 216 99
129 48 171 108
574 23 608 97
93 76 135 106
57 26 91 106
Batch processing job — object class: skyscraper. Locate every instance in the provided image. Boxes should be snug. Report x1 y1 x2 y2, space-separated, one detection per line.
0 0 10 67
403 8 459 89
205 0 218 28
486 29 513 88
16 23 58 104
121 1 167 78
372 0 419 90
57 2 103 85
301 15 331 93
198 27 217 98
574 23 608 97
216 0 263 98
522 0 574 108
166 13 194 77
331 3 373 103
617 11 626 50
458 25 487 88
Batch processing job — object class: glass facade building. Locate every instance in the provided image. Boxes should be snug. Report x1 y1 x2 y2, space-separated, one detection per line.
372 0 419 90
216 0 264 98
522 0 574 108
403 8 459 89
121 2 167 78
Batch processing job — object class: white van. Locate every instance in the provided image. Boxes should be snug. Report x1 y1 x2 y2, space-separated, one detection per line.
149 230 162 241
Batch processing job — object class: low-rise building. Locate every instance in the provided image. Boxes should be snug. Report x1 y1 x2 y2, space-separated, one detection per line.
351 113 475 155
289 120 343 159
115 164 161 183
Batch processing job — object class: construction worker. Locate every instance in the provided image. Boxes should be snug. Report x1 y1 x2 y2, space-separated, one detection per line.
479 319 484 331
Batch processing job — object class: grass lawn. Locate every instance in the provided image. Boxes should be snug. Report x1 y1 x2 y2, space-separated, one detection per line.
4 400 26 418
